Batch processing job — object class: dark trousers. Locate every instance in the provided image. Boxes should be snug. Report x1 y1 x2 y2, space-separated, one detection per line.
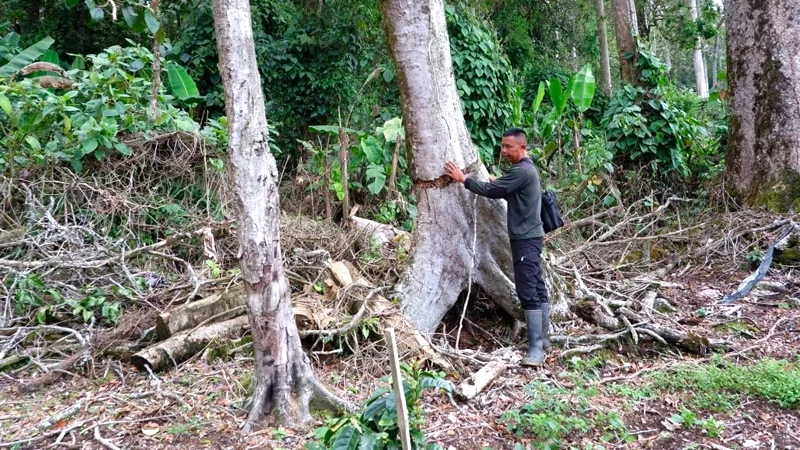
511 237 549 310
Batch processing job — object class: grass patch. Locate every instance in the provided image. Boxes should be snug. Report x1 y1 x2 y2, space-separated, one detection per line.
500 382 634 449
650 357 800 411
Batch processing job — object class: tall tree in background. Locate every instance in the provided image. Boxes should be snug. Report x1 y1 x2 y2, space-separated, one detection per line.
725 0 800 212
211 0 344 431
611 0 639 83
688 0 709 97
379 0 570 334
595 0 614 95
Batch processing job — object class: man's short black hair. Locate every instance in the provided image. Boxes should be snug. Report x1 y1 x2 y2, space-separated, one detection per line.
503 128 527 141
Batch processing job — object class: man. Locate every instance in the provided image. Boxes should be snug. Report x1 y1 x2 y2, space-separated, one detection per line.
444 128 550 366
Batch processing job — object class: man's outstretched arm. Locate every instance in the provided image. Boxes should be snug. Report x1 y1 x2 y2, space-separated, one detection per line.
444 161 525 199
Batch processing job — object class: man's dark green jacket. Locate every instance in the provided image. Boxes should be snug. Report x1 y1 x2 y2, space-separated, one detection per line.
463 157 544 240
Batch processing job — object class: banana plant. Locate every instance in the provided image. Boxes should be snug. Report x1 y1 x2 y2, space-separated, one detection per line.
0 37 55 78
570 64 596 172
531 64 596 171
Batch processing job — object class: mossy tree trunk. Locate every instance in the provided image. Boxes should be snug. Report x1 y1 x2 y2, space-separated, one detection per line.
379 0 571 334
724 0 800 213
211 0 341 431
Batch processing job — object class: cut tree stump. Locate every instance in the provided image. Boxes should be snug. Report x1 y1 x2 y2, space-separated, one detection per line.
132 315 250 372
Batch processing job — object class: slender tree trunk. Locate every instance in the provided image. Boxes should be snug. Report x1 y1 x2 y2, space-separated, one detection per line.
689 0 709 98
710 34 720 88
611 0 639 83
211 0 344 431
387 137 402 196
628 0 640 35
725 0 800 213
379 0 570 334
149 0 161 121
323 154 333 220
595 0 613 96
338 128 350 218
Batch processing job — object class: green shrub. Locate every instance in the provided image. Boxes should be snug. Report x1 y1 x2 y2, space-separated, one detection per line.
601 46 721 180
501 382 633 449
446 5 514 166
305 362 451 450
0 43 204 174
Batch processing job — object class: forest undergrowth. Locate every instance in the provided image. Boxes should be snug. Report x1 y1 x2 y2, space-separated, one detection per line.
0 134 799 450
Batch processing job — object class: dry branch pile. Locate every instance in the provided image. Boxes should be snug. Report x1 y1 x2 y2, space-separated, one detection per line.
0 135 428 393
2 132 799 410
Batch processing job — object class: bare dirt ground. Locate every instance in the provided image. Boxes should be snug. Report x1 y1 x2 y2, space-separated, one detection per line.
2 261 798 450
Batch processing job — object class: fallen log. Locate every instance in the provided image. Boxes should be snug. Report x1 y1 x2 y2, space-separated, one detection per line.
132 315 250 372
156 286 246 339
347 213 410 247
455 359 507 400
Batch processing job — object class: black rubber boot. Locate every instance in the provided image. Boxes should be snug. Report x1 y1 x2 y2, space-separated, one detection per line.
521 309 545 367
541 302 551 352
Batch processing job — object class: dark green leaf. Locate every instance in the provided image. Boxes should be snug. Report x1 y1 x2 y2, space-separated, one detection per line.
358 429 380 450
548 78 564 116
155 27 166 44
114 142 132 156
121 6 138 28
360 137 383 165
82 139 99 156
331 424 360 450
382 67 394 83
130 9 148 33
25 135 42 152
71 55 86 70
41 49 60 66
144 9 160 35
89 7 104 21
420 376 453 393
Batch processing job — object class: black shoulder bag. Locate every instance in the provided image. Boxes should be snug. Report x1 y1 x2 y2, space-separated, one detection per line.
540 190 564 233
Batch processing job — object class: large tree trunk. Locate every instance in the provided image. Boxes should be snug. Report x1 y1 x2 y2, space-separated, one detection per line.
725 0 800 213
595 0 614 96
611 0 639 84
689 0 709 98
379 0 570 334
211 0 342 431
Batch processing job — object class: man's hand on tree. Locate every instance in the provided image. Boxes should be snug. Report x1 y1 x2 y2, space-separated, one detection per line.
444 161 467 183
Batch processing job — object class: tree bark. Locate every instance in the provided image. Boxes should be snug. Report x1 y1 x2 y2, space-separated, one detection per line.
595 0 614 96
611 0 639 83
724 0 800 213
211 0 342 430
689 0 709 98
379 0 570 334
